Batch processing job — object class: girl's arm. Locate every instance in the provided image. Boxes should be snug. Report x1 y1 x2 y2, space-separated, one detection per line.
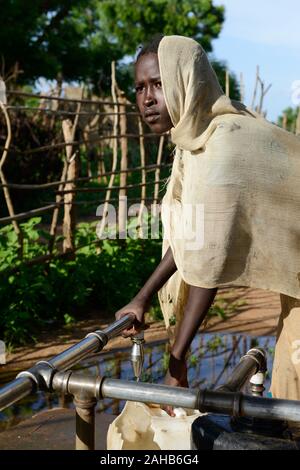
163 284 218 416
115 246 177 336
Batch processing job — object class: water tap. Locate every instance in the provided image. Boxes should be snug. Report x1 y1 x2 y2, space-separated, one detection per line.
131 331 145 381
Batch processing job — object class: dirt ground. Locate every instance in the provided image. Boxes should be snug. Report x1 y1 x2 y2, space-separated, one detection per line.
0 286 281 382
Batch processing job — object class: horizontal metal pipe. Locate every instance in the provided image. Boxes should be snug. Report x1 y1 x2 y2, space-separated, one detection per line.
0 377 34 411
103 315 135 340
52 373 199 410
100 379 300 423
49 336 101 371
101 378 200 409
199 390 300 423
0 314 134 411
52 372 102 400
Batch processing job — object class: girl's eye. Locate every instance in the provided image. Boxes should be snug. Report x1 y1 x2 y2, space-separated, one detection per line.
135 85 144 93
155 81 162 88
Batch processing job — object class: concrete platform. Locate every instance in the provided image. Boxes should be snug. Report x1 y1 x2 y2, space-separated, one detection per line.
0 408 115 450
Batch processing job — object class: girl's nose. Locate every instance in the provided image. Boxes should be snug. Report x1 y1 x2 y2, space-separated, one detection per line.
144 87 156 106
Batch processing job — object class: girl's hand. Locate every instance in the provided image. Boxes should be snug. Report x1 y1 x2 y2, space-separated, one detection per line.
115 296 150 338
163 355 188 417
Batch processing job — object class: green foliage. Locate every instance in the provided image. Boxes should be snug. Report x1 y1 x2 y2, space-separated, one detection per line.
98 0 224 54
277 107 299 133
210 59 241 101
0 218 162 346
0 0 225 92
188 354 198 367
208 297 247 320
206 335 224 352
0 0 120 89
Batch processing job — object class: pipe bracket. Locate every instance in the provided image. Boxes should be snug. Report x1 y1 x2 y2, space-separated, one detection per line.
85 330 108 350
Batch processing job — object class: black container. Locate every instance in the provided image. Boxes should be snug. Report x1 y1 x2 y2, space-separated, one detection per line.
191 414 300 450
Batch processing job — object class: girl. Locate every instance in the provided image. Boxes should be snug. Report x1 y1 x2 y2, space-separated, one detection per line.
116 34 300 414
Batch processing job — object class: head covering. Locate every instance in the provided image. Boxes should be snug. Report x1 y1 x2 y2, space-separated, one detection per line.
156 36 300 364
158 35 255 152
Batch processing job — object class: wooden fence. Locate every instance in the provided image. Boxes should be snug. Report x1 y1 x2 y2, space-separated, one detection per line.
0 63 172 267
0 64 299 268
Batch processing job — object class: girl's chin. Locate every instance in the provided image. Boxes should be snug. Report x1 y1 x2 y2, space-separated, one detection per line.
148 122 169 134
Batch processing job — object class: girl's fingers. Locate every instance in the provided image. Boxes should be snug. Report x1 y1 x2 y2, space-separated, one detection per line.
162 405 176 417
121 328 134 338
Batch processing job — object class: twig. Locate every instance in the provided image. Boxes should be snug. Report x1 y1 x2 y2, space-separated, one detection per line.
0 100 23 255
7 89 137 108
98 62 119 238
0 163 172 190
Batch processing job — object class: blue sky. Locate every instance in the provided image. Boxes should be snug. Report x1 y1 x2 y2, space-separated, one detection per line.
212 0 299 122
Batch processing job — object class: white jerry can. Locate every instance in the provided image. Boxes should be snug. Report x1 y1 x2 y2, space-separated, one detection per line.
107 401 202 450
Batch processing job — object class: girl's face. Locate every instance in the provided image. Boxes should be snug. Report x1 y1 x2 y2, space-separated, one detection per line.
135 53 173 134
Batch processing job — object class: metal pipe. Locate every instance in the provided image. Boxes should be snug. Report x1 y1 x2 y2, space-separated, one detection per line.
216 348 266 393
50 314 135 370
198 389 300 423
48 336 101 371
100 378 300 424
53 372 300 425
103 315 135 340
101 378 199 409
51 372 199 410
74 396 97 451
0 314 134 411
0 376 34 411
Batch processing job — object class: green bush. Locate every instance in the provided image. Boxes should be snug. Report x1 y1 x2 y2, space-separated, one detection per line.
0 218 162 346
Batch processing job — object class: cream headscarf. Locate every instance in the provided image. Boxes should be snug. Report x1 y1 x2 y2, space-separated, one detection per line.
156 36 300 356
158 35 256 152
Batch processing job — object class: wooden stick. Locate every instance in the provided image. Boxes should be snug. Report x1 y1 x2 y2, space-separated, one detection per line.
83 112 100 179
251 65 259 111
0 162 171 190
7 105 139 117
62 89 83 254
0 204 58 224
137 117 146 237
0 100 23 256
296 107 300 136
98 62 119 238
225 70 230 97
48 88 83 255
118 92 128 238
7 89 137 108
0 132 163 155
282 112 287 130
153 135 165 207
55 178 168 194
240 72 245 103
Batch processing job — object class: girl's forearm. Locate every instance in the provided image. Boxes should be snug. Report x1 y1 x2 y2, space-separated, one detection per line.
135 247 177 303
171 285 218 360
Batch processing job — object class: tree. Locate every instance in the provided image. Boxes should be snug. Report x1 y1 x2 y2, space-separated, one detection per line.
210 59 240 101
0 0 225 92
0 0 121 90
277 107 300 133
97 0 225 54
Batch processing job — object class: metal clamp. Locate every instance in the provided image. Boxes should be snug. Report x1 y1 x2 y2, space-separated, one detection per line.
16 370 39 388
52 370 73 395
17 361 58 392
197 389 207 413
35 361 57 391
240 348 266 373
246 348 267 372
232 392 243 418
85 330 108 350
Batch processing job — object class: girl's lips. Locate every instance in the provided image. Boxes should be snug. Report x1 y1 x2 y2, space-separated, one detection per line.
145 113 160 123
